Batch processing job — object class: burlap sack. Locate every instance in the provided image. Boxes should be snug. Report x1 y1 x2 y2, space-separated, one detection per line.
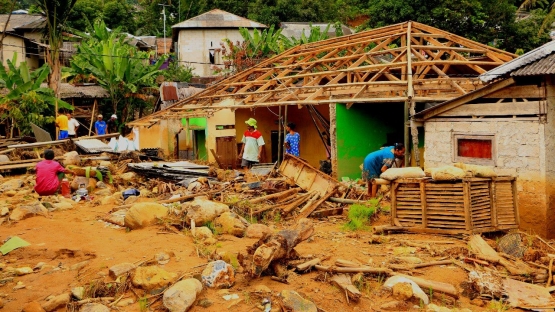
380 167 425 180
431 165 466 181
453 162 497 178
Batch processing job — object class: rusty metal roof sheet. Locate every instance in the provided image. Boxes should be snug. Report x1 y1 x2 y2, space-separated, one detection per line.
481 40 555 82
510 52 555 77
172 9 267 29
0 14 44 32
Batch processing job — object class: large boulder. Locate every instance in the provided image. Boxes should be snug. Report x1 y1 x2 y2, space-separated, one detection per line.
0 179 23 193
280 290 317 312
213 212 248 237
63 151 81 166
163 278 203 312
124 202 168 229
132 266 177 290
245 224 272 239
10 202 48 221
183 196 230 226
201 260 235 288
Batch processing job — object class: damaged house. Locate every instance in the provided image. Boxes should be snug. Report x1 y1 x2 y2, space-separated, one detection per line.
415 40 555 238
128 21 515 174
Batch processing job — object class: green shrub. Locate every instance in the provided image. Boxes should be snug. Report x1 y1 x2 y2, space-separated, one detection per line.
342 200 378 231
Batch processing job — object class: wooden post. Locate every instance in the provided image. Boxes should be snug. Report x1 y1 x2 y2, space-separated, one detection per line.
512 177 520 226
420 180 427 228
89 99 96 136
391 182 398 226
490 179 498 228
55 99 59 140
277 105 282 164
463 180 472 232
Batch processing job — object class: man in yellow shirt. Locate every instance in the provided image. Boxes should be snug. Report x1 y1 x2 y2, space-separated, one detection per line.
55 112 69 140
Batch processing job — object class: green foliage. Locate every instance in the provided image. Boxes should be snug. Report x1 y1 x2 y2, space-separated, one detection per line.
488 299 510 312
138 297 148 312
68 20 164 122
291 24 331 45
342 200 378 231
0 53 72 136
161 56 194 82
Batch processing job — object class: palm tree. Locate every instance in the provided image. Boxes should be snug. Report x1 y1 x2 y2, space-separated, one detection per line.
35 0 78 97
519 0 555 34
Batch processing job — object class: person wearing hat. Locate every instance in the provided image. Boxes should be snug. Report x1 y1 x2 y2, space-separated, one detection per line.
238 118 265 169
107 114 118 134
94 114 107 135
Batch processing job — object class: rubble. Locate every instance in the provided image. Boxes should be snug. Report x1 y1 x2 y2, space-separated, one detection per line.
132 266 178 290
163 278 203 312
201 260 235 288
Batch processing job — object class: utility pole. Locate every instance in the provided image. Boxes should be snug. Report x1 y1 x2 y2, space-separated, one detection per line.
158 3 171 55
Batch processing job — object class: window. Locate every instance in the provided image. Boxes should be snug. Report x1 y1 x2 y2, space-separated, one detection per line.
452 133 496 166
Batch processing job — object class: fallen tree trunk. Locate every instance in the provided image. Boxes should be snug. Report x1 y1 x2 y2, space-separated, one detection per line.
244 218 314 277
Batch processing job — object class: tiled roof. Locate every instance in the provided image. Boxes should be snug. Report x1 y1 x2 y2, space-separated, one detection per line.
172 9 267 29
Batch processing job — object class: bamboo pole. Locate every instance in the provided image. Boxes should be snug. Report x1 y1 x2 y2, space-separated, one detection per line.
89 99 96 136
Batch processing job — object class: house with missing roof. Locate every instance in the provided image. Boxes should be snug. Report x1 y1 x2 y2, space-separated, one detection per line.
171 9 267 77
0 14 45 68
415 40 555 238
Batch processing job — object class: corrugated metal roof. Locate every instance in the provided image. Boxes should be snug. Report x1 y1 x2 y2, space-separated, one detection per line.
172 9 267 29
480 40 555 82
511 52 555 76
74 139 113 153
280 22 354 40
0 14 44 32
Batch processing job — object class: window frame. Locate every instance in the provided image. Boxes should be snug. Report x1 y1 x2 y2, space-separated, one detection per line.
452 133 496 166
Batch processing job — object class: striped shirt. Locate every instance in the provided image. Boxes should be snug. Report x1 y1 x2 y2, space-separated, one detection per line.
241 129 265 162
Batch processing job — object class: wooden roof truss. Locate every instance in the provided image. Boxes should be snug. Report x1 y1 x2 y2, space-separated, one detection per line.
129 21 516 125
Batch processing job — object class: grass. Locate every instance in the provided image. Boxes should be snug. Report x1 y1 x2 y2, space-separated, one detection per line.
488 300 510 312
205 221 221 235
341 200 379 231
138 297 148 312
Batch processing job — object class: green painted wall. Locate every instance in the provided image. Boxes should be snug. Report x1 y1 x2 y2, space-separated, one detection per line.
336 103 405 179
195 130 207 160
183 117 207 129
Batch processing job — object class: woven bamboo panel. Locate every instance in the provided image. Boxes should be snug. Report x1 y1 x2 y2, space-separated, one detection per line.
391 177 518 234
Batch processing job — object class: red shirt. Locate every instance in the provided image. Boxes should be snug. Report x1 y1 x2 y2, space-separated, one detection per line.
35 160 66 196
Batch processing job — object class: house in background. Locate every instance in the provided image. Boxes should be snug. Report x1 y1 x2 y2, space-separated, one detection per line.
416 40 555 238
280 22 353 40
0 14 45 68
171 9 267 77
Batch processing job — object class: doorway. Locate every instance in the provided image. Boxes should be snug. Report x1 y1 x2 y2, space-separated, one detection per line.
271 130 284 163
193 130 207 160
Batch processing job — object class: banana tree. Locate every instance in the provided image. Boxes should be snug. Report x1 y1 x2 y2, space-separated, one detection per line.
0 53 72 137
69 20 164 118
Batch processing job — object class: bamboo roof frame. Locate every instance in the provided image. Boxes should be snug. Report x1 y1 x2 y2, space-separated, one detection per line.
128 21 516 126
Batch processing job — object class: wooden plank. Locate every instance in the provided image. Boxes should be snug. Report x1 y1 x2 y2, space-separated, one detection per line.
463 181 472 231
419 180 427 228
8 140 69 149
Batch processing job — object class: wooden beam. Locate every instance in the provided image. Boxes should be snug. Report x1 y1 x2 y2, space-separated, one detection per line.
422 77 516 120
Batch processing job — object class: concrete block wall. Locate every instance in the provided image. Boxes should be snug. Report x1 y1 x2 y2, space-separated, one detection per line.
424 119 552 237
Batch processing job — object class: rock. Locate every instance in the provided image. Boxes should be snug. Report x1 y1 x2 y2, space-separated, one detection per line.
163 278 203 312
63 151 81 166
383 276 429 304
95 189 112 197
80 303 110 312
51 201 74 211
109 263 137 279
96 181 107 189
124 202 169 229
193 226 213 240
124 195 138 205
183 196 230 226
33 262 46 271
392 282 413 301
196 298 213 308
0 179 23 192
253 284 271 293
156 252 171 265
10 202 48 221
71 260 89 271
132 266 177 290
99 161 112 167
100 194 122 206
15 267 33 275
5 190 16 197
203 237 218 245
380 300 404 311
104 210 126 227
245 224 272 239
0 155 8 162
116 298 135 307
0 207 9 216
213 212 247 237
280 290 317 312
121 172 137 182
23 301 45 312
72 286 85 300
201 260 235 288
470 298 485 307
42 293 70 312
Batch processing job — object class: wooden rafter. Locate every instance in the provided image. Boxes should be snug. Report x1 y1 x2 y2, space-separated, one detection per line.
129 21 517 126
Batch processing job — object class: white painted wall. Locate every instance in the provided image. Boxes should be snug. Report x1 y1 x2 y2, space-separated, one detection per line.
176 28 247 77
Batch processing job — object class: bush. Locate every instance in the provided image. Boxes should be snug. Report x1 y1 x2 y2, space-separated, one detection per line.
342 199 379 231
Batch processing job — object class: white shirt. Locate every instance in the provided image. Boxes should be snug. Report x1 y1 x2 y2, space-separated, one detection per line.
68 118 80 135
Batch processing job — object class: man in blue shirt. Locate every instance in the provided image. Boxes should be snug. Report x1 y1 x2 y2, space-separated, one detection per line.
363 143 405 197
94 114 107 135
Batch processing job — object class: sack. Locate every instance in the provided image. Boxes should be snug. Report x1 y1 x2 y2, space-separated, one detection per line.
431 166 466 181
380 167 425 180
454 162 497 178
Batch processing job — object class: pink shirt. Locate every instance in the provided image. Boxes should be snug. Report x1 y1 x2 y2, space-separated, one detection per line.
35 160 66 196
